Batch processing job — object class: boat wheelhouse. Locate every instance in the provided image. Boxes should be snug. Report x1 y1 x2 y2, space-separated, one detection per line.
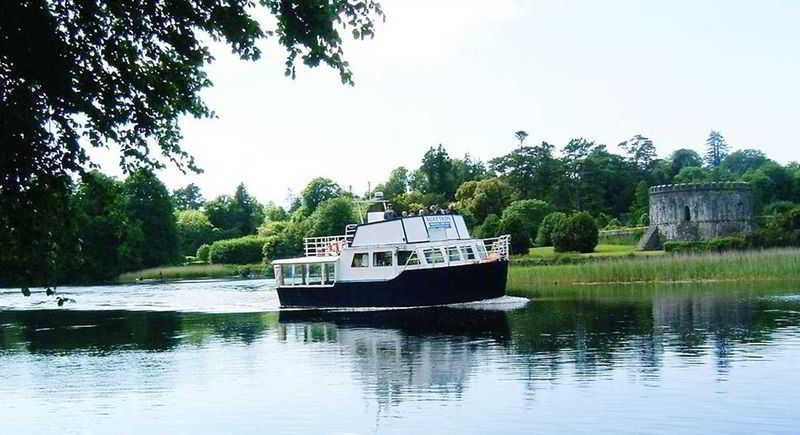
272 202 510 308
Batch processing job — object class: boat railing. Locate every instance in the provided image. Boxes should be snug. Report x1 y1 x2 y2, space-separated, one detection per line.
304 235 350 257
482 234 511 260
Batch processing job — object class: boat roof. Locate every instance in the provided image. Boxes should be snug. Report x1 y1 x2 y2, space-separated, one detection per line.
272 256 339 265
350 214 472 247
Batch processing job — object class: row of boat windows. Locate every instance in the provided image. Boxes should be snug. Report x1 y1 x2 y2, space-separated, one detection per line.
351 245 488 268
277 263 336 286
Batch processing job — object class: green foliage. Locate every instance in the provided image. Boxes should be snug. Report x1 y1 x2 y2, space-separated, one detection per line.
489 142 560 201
452 154 488 188
764 201 796 215
72 171 127 282
722 149 770 175
598 227 646 245
664 237 746 253
172 183 205 211
301 177 343 215
604 218 622 230
619 134 656 171
670 149 703 176
419 145 457 199
209 236 267 265
501 199 552 244
309 197 357 237
500 213 531 255
704 130 729 168
674 166 711 183
379 167 409 200
742 162 796 211
122 169 180 269
707 236 747 252
514 130 529 146
204 183 264 236
175 210 220 257
535 212 567 246
196 244 211 263
774 207 800 231
553 212 599 253
630 180 649 223
639 213 650 226
264 201 289 221
392 191 446 214
262 224 306 262
595 212 611 229
455 178 513 222
1 1 383 287
476 214 502 238
258 220 290 237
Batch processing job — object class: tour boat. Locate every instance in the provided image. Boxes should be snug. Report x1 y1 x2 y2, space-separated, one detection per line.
272 197 510 308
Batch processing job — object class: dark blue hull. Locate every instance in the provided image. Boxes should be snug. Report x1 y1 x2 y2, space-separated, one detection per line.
277 260 508 308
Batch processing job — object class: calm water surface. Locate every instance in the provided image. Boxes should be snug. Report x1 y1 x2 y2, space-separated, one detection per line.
1 280 799 434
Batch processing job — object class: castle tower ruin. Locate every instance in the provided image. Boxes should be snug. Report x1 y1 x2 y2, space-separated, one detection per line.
638 182 755 250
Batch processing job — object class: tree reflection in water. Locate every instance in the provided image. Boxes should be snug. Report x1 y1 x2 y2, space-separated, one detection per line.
276 285 800 406
0 283 797 409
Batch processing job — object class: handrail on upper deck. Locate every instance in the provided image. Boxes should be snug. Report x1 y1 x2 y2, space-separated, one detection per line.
481 234 511 260
304 234 351 257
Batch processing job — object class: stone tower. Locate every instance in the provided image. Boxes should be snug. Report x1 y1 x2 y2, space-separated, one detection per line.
638 182 755 250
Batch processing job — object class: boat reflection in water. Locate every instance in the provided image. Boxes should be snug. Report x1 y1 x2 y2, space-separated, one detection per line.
278 298 526 404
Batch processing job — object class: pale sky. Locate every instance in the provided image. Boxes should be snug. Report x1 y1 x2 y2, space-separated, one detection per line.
93 0 800 206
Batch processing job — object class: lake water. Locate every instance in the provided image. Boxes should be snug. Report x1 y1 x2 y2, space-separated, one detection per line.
1 280 799 434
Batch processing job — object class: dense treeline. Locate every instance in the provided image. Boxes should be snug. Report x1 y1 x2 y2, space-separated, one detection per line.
3 130 799 287
370 131 799 254
0 169 178 286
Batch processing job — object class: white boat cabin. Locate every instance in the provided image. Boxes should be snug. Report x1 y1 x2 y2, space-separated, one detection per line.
272 212 510 288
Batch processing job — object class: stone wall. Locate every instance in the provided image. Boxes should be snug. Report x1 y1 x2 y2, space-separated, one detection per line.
644 182 754 246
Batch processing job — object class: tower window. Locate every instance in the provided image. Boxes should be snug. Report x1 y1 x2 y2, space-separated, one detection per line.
683 206 691 222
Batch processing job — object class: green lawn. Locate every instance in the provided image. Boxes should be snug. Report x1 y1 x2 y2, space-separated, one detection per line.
516 244 664 260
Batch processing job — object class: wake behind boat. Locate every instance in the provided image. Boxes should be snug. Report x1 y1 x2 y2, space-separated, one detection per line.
272 197 510 308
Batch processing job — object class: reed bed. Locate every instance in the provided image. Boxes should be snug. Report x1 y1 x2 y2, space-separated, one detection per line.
117 263 265 282
509 248 800 289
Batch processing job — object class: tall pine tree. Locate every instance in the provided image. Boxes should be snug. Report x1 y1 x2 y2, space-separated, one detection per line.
704 130 729 168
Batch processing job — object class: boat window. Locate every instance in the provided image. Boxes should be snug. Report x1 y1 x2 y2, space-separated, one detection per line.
475 244 488 259
274 265 283 286
398 250 420 266
447 246 461 262
296 264 307 285
373 251 393 267
308 264 323 285
423 248 445 264
352 253 369 268
281 264 296 285
324 263 336 285
460 246 476 260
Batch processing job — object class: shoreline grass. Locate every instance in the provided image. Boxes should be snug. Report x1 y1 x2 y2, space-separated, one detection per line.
518 244 665 259
117 263 267 283
509 248 800 291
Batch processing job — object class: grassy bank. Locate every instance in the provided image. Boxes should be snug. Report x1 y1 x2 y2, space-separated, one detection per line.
512 244 664 266
117 263 267 283
509 248 800 290
521 244 664 258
